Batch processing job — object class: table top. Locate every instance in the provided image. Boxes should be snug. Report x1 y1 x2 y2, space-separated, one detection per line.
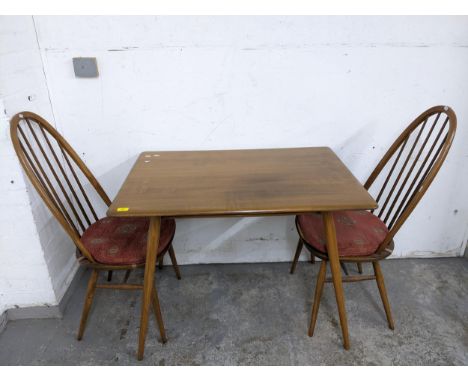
107 147 377 218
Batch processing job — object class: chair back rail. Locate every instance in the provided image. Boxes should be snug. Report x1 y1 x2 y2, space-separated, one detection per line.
364 105 457 252
10 112 112 262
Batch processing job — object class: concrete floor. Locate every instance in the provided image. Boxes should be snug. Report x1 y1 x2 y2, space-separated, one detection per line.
0 258 466 365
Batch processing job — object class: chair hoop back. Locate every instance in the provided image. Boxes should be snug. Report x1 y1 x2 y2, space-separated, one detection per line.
364 106 457 251
10 112 112 262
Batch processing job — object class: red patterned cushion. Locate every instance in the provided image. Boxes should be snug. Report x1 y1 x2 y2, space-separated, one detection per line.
81 217 175 265
297 211 388 257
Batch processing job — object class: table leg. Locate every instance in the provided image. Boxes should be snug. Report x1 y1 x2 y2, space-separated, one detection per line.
322 211 350 350
137 216 164 360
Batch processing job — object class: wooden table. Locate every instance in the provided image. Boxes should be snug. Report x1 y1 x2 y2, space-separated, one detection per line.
108 147 377 359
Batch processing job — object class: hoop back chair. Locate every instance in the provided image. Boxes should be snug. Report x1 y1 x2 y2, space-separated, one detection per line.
290 105 457 342
10 111 181 346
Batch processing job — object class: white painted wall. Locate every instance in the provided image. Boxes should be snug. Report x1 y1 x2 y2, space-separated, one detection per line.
0 16 59 316
1 16 468 315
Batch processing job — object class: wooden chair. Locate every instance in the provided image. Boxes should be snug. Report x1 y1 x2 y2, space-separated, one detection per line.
10 111 181 345
289 105 457 339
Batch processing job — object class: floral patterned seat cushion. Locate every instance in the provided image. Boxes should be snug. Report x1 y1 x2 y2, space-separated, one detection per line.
81 217 175 265
297 211 388 257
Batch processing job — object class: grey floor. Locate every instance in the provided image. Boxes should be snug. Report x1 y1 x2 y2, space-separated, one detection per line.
0 258 467 365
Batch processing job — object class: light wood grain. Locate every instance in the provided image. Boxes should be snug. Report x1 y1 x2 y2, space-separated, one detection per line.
108 147 376 218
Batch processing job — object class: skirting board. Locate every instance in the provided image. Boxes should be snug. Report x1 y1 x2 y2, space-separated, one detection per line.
0 266 85 334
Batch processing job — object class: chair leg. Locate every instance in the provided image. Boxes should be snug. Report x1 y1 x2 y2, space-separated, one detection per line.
308 260 327 337
158 255 164 270
123 269 131 283
372 261 395 330
310 253 315 264
340 262 349 275
290 238 304 274
151 286 167 343
168 245 181 280
77 269 99 340
357 263 363 274
107 270 113 282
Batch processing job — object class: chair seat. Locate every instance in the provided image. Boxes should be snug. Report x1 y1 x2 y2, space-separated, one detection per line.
81 217 175 265
297 211 388 257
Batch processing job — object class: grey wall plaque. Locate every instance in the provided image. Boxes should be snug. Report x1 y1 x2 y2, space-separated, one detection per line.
73 57 99 78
